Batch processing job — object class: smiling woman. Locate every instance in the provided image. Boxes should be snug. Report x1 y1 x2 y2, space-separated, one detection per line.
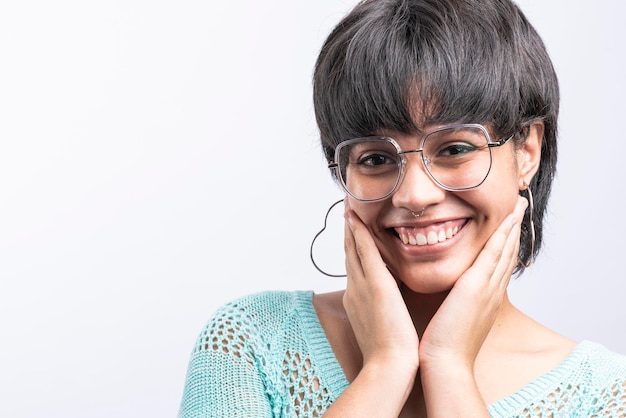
1 1 624 418
177 0 626 417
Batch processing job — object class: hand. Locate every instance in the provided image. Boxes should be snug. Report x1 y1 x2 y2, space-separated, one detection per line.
418 195 529 371
321 200 418 417
343 199 419 376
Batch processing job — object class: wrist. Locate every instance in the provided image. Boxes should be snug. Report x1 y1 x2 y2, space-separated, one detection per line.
420 361 488 418
361 356 418 396
322 359 418 417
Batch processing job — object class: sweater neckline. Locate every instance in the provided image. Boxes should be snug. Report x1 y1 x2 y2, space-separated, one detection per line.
294 291 351 397
295 290 597 411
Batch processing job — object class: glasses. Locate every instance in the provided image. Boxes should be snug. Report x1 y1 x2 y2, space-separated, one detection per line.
328 123 514 202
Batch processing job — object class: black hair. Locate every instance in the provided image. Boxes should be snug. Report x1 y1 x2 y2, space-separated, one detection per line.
313 0 559 272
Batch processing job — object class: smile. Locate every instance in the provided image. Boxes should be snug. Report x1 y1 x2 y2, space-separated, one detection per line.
394 219 467 246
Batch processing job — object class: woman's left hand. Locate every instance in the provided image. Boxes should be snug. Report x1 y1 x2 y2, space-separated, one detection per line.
419 196 528 417
418 195 528 409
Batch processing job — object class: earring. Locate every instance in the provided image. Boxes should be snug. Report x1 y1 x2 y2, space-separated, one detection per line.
521 183 535 268
411 208 426 218
310 199 347 278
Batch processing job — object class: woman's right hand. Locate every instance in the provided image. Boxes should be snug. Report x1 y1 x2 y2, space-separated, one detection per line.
342 200 419 371
322 199 418 417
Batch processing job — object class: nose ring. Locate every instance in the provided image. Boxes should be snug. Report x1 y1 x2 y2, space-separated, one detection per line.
411 208 426 218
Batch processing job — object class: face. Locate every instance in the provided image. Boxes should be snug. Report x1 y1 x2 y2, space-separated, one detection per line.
346 123 542 294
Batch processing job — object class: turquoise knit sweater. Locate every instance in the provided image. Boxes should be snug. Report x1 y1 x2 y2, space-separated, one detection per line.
179 290 626 417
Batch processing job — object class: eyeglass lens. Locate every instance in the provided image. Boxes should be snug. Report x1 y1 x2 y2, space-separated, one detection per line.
336 126 493 201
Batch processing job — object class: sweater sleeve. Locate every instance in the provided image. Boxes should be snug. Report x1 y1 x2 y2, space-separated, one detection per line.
178 299 274 418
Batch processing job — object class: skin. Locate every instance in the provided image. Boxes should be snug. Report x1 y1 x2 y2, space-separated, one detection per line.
314 122 577 417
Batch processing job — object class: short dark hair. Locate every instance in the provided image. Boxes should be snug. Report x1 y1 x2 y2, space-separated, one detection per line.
313 0 559 273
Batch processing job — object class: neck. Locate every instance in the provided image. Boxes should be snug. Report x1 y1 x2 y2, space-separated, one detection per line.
401 287 449 337
400 286 517 341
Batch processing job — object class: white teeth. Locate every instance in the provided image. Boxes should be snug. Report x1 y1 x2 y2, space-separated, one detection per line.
400 224 462 246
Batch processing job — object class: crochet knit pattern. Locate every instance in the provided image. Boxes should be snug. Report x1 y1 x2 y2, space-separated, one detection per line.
179 291 626 417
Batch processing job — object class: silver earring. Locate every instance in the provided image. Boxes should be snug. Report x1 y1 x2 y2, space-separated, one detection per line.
521 184 535 269
411 208 426 218
310 199 347 278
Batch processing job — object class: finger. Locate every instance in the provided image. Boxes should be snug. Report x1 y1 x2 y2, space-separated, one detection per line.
494 196 529 281
344 210 390 278
493 211 523 289
344 214 365 278
464 197 528 286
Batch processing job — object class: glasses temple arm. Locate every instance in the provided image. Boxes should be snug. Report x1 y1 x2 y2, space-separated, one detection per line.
487 132 516 148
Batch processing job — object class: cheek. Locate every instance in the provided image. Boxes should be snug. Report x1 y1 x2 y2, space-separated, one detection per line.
472 190 518 234
346 197 383 226
478 154 521 216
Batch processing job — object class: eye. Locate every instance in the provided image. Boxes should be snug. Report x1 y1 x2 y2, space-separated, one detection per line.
437 142 478 157
340 140 400 175
359 153 395 166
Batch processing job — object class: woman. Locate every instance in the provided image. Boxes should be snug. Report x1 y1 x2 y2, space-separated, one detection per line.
179 0 626 416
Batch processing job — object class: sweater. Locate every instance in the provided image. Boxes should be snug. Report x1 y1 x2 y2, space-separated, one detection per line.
178 290 626 417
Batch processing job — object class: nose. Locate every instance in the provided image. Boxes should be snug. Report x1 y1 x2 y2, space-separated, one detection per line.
391 153 447 211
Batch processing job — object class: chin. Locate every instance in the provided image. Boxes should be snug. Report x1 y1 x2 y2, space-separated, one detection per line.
387 260 470 295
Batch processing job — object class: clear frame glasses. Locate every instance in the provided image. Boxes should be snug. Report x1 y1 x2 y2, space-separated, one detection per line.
328 123 515 202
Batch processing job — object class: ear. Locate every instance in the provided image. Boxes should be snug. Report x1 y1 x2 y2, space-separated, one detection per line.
517 121 543 189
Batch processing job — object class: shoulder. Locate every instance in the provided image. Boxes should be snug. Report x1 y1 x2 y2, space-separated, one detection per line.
573 341 626 415
212 290 313 325
577 341 626 386
191 290 314 354
179 291 315 417
488 341 626 417
578 341 626 377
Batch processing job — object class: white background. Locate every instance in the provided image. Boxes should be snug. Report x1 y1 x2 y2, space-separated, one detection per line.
0 1 624 417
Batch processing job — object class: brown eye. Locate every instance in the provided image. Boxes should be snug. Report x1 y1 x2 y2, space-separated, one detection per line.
360 153 393 166
437 143 478 157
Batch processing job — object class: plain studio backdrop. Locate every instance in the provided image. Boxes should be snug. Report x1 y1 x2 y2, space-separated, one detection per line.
0 1 624 417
